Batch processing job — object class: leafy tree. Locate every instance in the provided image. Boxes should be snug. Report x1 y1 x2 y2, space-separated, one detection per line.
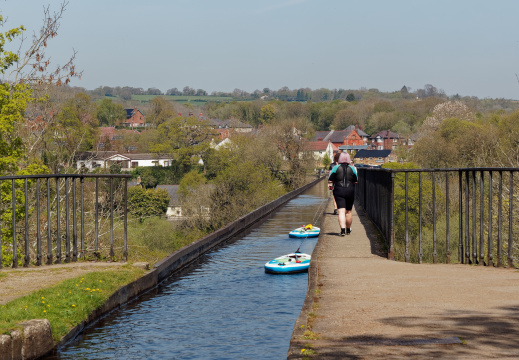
44 92 97 172
149 116 215 172
322 152 332 169
0 3 80 264
127 186 169 221
260 103 276 124
147 96 176 126
177 170 207 199
96 98 126 126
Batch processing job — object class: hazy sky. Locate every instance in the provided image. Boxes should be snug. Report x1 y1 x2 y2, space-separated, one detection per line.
2 0 519 99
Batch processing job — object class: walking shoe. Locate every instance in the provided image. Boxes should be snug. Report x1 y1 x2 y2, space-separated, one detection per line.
333 209 338 215
340 228 346 236
346 228 351 235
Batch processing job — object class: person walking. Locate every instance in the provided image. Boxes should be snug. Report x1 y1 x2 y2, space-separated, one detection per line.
328 152 358 236
328 152 341 215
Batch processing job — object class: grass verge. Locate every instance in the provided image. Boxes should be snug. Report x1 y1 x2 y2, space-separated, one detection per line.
0 265 145 342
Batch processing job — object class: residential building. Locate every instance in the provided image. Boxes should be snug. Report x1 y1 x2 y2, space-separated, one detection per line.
76 151 172 171
305 140 338 165
122 108 146 128
156 185 183 218
369 130 402 150
354 149 397 166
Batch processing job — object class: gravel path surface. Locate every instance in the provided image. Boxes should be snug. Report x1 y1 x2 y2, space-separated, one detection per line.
289 200 519 359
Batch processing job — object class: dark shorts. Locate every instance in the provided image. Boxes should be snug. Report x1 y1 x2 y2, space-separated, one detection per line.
333 185 355 211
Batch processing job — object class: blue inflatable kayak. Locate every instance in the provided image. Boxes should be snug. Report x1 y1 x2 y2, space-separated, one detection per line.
289 226 320 238
264 253 311 274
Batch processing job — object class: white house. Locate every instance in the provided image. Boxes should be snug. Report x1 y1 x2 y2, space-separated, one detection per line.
305 140 338 163
76 151 173 171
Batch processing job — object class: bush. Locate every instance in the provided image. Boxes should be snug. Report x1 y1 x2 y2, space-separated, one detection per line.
127 186 169 221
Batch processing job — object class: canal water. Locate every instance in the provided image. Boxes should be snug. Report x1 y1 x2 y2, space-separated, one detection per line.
51 181 328 359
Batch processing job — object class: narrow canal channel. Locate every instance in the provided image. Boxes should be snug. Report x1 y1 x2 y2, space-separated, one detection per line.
51 181 328 359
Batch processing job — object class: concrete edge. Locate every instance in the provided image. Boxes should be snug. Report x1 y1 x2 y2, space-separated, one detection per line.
46 176 325 355
287 197 331 359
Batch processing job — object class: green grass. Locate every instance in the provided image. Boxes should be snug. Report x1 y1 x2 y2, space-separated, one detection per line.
0 265 145 341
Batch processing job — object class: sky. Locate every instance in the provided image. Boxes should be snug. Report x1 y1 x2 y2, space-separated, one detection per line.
1 0 519 99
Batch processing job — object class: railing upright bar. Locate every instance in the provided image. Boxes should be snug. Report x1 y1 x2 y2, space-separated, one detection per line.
123 178 128 261
55 178 61 264
388 171 395 260
508 171 514 268
465 171 470 264
24 178 30 267
80 177 85 259
12 179 17 268
36 178 41 266
459 170 463 264
432 172 437 264
472 171 477 264
497 171 503 267
47 179 52 265
0 182 2 269
95 177 99 254
110 177 114 258
479 171 485 266
72 178 77 262
65 177 70 263
419 172 423 264
488 171 494 267
405 172 409 262
445 172 450 264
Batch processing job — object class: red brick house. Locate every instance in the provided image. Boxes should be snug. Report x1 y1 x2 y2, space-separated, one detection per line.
328 129 364 148
369 130 402 150
123 108 146 128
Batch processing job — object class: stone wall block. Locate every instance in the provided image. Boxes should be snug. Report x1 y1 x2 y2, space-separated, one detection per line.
20 319 53 360
0 334 13 360
10 330 21 360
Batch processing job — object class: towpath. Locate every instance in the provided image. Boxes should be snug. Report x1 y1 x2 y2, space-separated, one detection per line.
288 200 519 359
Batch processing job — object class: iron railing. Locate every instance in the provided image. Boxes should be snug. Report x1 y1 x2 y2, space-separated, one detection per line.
356 167 518 266
0 174 131 269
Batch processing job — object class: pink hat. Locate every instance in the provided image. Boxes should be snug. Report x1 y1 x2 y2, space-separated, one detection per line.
338 152 351 164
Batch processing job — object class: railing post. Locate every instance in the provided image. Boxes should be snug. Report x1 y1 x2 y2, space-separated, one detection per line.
388 171 395 260
55 177 61 264
47 178 52 265
458 170 463 264
24 178 30 267
488 171 494 267
497 171 503 267
95 177 99 255
432 171 437 264
12 179 17 268
405 172 409 262
465 171 470 264
419 172 423 264
479 171 485 266
471 171 477 264
110 177 114 258
508 172 514 268
65 177 70 263
36 178 42 266
80 177 85 259
123 177 128 262
72 177 77 262
445 171 450 264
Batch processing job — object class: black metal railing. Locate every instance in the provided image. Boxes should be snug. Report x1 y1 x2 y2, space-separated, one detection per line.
356 167 518 267
0 174 131 269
